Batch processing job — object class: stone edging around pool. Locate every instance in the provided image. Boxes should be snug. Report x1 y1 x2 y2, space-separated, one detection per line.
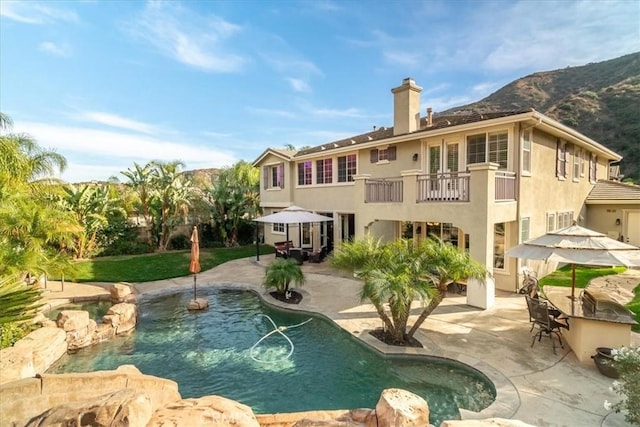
138 281 521 421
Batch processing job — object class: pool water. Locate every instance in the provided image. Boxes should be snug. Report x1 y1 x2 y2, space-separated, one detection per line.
46 301 112 321
48 289 495 425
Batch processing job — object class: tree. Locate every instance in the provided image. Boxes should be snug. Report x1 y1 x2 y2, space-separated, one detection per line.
208 161 261 246
121 160 195 251
0 275 44 348
331 237 487 345
0 113 78 277
59 183 127 259
263 258 305 297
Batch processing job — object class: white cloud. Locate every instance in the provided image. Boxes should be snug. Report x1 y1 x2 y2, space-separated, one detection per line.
0 1 79 24
13 121 237 182
383 51 422 68
39 41 72 57
287 78 311 93
126 1 247 72
73 111 159 134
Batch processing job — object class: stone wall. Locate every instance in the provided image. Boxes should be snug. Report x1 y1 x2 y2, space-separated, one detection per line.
0 283 138 387
0 366 180 427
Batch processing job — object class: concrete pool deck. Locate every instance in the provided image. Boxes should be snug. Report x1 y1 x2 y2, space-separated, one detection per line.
42 256 639 427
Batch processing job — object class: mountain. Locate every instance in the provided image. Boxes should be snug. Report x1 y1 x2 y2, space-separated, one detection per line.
442 52 640 181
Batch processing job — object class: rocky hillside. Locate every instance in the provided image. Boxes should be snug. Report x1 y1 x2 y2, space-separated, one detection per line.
443 52 640 181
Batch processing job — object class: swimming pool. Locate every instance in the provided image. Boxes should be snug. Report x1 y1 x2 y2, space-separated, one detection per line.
48 288 495 425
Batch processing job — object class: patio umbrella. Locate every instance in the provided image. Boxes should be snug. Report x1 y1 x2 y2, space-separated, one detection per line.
506 223 640 300
254 206 334 260
189 225 201 300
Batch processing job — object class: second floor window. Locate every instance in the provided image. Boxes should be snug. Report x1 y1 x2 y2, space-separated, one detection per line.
263 163 284 189
573 147 580 180
316 159 333 184
467 131 508 169
338 154 356 182
297 161 312 185
370 146 396 163
556 140 568 179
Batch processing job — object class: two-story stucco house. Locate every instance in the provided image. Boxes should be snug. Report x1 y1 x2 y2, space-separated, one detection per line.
253 78 622 309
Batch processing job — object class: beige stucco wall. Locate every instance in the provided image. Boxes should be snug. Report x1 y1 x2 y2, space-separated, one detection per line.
586 204 639 243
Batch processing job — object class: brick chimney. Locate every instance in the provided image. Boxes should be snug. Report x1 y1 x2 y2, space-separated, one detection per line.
391 78 422 136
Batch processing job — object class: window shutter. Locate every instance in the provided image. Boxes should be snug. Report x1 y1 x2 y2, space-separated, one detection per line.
565 145 571 178
263 166 268 189
279 162 285 188
370 149 378 163
388 146 397 161
556 140 562 177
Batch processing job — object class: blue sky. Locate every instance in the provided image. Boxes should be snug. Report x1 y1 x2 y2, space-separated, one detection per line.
1 0 638 183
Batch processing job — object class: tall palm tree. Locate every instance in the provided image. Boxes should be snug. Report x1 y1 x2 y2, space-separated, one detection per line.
209 161 261 246
0 113 78 277
332 237 487 345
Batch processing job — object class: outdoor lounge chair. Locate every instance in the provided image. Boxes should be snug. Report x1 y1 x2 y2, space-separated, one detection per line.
525 295 566 354
288 248 305 265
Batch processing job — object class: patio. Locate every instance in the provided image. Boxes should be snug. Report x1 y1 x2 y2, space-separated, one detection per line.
42 255 639 426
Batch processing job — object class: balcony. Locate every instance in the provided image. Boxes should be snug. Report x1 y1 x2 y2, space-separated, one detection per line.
365 177 403 203
495 171 517 201
359 164 517 206
417 172 470 202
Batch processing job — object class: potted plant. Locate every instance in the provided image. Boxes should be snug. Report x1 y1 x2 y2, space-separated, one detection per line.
592 347 620 379
263 258 305 304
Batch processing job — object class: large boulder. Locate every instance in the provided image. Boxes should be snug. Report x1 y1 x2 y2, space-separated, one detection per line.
367 388 431 427
57 310 96 351
149 395 259 427
0 346 35 385
12 327 67 374
103 303 137 334
110 282 137 304
25 388 152 427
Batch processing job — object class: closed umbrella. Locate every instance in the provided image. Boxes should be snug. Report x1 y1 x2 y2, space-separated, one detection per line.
507 223 640 299
189 225 201 300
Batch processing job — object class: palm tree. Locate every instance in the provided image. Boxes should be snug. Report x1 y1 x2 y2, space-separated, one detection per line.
121 160 195 250
0 113 78 277
59 183 127 258
263 258 305 298
332 237 487 345
209 161 261 246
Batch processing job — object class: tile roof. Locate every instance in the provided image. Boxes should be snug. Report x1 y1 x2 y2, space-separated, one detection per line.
586 180 640 201
294 110 531 157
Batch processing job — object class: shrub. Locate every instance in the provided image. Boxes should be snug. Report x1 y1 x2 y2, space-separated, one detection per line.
0 322 27 349
168 233 191 250
605 346 640 424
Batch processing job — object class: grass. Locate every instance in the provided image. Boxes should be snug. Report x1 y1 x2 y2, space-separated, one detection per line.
539 264 640 332
65 245 274 283
538 265 626 288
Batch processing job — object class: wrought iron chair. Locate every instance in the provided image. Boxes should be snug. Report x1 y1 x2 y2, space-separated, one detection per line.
525 295 566 354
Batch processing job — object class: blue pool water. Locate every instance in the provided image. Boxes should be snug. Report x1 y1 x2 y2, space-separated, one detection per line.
48 288 495 425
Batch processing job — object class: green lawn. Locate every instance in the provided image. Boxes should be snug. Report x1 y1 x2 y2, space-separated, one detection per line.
539 265 640 332
65 245 274 283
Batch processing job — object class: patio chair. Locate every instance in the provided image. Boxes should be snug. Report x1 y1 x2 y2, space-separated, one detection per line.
525 295 565 354
288 248 305 265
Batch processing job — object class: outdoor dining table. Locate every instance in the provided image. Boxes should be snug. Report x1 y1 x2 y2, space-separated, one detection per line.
544 286 637 362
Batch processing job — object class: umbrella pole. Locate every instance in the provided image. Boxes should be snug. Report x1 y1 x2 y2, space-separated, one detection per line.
193 273 197 300
571 263 576 300
255 222 260 261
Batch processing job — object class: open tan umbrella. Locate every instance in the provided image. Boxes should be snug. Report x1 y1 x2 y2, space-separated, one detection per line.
189 225 201 300
507 223 640 299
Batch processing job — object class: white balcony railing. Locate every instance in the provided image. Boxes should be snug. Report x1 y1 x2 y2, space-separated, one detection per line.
417 172 470 202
